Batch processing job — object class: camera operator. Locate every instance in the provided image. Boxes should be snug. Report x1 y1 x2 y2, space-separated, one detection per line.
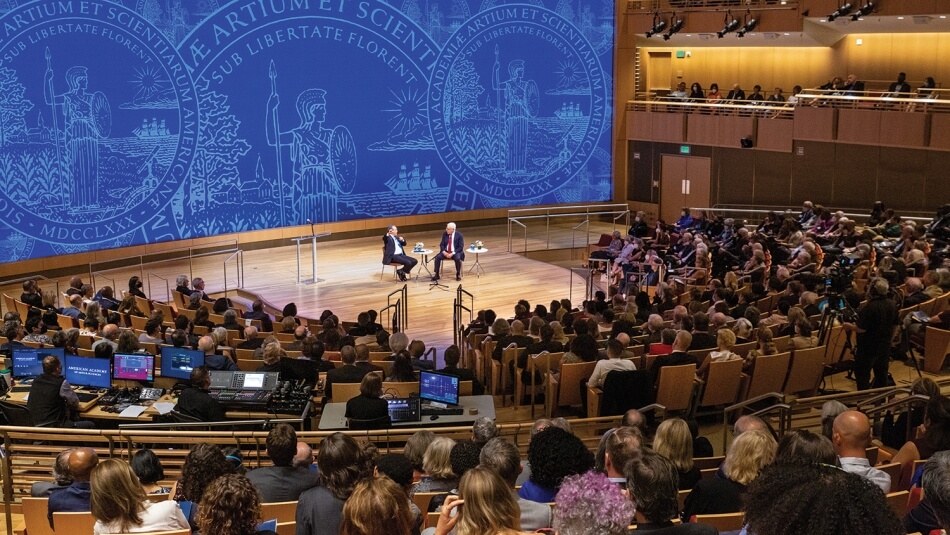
842 278 899 390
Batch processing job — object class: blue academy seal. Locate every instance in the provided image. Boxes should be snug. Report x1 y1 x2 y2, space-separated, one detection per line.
428 4 609 203
0 0 198 251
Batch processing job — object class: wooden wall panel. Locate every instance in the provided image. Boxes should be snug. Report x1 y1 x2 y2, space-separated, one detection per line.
753 152 794 206
652 113 687 143
879 113 930 148
791 141 835 203
832 145 879 209
627 111 654 140
877 148 929 212
837 109 882 145
714 149 755 207
929 115 950 151
628 141 656 203
718 116 756 149
924 152 950 209
757 119 794 152
686 114 721 146
793 107 836 141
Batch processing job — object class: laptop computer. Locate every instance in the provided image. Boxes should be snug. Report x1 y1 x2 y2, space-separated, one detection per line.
387 397 421 423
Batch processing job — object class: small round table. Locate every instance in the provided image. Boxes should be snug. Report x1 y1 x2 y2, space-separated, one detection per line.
412 249 433 280
467 247 487 278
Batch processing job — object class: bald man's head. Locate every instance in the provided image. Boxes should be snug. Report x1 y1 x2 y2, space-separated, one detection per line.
293 441 313 469
101 324 119 340
733 415 767 436
198 335 215 353
68 448 99 482
832 410 872 457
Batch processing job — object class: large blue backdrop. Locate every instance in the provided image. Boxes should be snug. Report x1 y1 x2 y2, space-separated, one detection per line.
0 0 613 264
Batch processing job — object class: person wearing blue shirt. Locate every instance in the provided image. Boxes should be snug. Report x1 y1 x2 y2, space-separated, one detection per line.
674 208 693 232
48 448 98 528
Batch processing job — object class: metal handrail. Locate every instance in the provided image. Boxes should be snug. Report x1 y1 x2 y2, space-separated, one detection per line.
613 210 630 233
722 392 787 451
384 284 407 332
223 249 245 295
148 273 171 303
90 274 116 295
571 220 589 261
862 394 932 446
856 387 912 411
508 219 527 253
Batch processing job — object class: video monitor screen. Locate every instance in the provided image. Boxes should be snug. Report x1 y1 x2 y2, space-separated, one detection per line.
160 347 205 381
11 347 64 378
113 353 155 382
63 355 112 389
419 370 460 406
242 373 265 389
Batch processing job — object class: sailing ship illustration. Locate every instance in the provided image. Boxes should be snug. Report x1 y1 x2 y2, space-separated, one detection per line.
385 162 439 191
133 118 173 138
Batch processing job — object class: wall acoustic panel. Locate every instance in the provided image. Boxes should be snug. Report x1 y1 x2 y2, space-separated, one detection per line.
0 0 615 263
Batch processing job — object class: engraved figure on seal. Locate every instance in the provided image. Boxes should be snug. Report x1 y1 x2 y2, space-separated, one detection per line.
491 47 539 174
265 64 356 225
44 55 111 209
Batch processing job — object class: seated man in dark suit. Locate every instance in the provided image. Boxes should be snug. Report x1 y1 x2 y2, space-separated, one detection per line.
47 447 98 528
324 343 370 401
236 326 265 350
492 320 533 361
242 299 274 332
688 313 717 351
432 222 465 281
651 331 697 385
439 344 484 395
198 335 237 371
174 366 227 422
382 225 417 282
246 424 319 502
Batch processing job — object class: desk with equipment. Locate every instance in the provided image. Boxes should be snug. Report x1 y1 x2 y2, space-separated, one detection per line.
318 370 495 430
4 347 315 422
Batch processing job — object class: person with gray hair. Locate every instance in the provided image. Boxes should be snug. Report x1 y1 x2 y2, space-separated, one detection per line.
478 437 552 531
198 335 237 371
219 309 245 337
914 451 950 533
821 400 849 440
191 277 210 301
31 448 75 497
388 331 410 356
174 274 190 295
733 415 769 437
472 417 499 447
843 277 899 390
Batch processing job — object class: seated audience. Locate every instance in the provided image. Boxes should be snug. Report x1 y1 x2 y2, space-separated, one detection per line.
653 418 701 490
297 433 370 535
892 395 950 478
345 374 391 429
627 449 717 534
340 476 413 535
197 474 278 535
429 467 527 535
32 449 74 497
478 437 552 531
518 426 594 503
246 424 319 501
404 430 436 483
683 429 775 520
174 366 226 422
587 338 637 389
130 449 170 495
412 437 457 496
832 410 891 492
48 447 98 527
374 454 423 533
386 351 417 382
90 459 189 534
553 470 635 535
744 462 903 535
439 345 484 395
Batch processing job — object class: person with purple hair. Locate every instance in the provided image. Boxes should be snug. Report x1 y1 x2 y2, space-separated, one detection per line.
553 471 635 535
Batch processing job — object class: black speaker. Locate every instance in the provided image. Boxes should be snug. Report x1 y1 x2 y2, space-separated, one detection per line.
740 137 754 148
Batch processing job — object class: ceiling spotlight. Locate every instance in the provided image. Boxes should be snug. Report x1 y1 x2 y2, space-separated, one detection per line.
663 19 685 40
851 2 874 21
737 18 758 37
645 13 667 38
827 2 853 22
717 18 740 38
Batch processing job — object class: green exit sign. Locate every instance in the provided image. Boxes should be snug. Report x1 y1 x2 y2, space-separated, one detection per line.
680 145 691 154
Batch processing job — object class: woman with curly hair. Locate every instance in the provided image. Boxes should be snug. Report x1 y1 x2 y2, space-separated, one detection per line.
518 426 594 503
432 467 527 535
682 428 775 520
297 432 370 535
340 476 413 535
172 443 233 527
197 474 277 535
91 459 188 534
553 470 635 535
743 462 903 535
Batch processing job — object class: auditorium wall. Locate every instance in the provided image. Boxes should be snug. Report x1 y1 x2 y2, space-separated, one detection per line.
0 0 616 270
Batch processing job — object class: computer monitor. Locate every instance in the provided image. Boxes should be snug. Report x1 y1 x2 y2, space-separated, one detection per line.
11 347 65 379
160 347 205 381
63 355 112 389
113 353 155 382
419 370 460 406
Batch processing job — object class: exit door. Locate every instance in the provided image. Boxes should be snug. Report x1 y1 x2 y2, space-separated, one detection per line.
660 155 711 224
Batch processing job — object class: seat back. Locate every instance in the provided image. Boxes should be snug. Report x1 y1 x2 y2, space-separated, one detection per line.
331 382 363 403
923 326 950 374
22 497 54 535
600 370 655 416
886 490 910 517
129 315 148 331
56 314 76 330
692 512 744 532
237 359 259 372
744 351 791 400
553 361 596 409
0 399 36 426
783 346 826 396
878 462 900 493
656 364 697 412
698 359 743 408
52 511 96 535
412 492 442 516
348 415 391 430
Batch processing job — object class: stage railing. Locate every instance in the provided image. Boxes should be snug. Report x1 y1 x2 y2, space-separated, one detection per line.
223 249 245 295
383 284 408 332
454 284 474 353
507 204 630 254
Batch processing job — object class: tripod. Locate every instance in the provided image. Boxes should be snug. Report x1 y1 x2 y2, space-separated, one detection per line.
817 298 856 394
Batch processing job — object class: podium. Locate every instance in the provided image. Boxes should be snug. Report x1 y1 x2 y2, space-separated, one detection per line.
293 232 331 284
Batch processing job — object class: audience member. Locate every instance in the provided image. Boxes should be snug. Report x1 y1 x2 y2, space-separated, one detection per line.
48 447 98 527
412 437 457 495
553 470 635 535
32 449 74 497
340 476 413 535
246 424 319 501
90 458 189 534
627 449 717 534
345 374 390 429
477 437 552 531
653 418 701 490
429 467 525 535
832 410 891 492
130 449 170 495
197 474 278 535
174 366 226 422
297 433 370 535
518 426 594 503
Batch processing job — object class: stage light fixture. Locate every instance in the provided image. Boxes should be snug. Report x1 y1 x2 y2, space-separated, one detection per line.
737 18 758 37
827 2 853 21
663 18 685 40
717 18 740 38
645 12 666 38
851 2 874 21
